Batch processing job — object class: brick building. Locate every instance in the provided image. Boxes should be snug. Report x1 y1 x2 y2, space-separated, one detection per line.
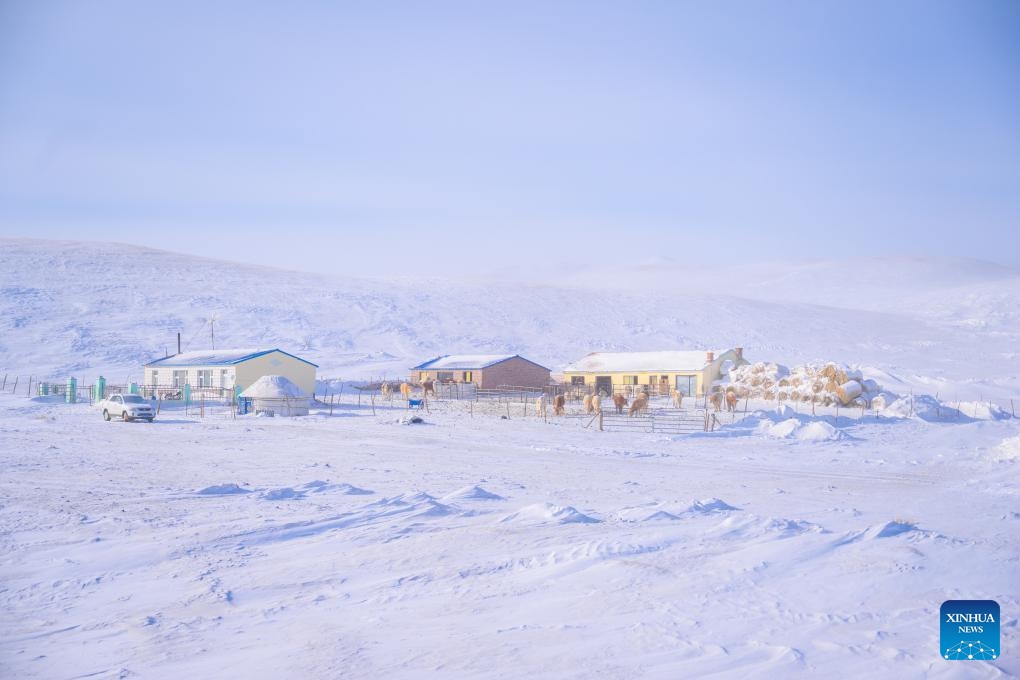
410 354 551 389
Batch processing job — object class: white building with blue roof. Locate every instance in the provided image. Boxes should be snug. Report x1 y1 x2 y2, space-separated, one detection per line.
144 348 317 396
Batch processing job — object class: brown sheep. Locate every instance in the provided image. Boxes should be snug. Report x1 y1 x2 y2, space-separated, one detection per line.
422 379 436 398
725 391 739 412
628 392 649 416
612 393 628 414
399 382 413 400
709 391 723 412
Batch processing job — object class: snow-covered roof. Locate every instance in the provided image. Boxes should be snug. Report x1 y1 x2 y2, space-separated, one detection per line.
145 348 318 368
413 354 539 370
240 375 308 398
563 350 727 373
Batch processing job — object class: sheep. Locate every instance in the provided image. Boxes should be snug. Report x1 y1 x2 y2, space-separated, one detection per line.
380 382 392 399
422 379 436 398
399 382 412 400
725 391 739 412
582 394 593 414
709 391 723 412
536 395 548 417
591 394 602 414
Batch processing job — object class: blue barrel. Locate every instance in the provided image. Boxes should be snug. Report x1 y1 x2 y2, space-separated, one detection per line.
39 382 49 396
184 383 191 405
66 377 77 403
95 376 107 401
129 382 138 395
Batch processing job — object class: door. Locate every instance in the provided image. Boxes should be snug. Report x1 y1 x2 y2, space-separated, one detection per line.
675 375 695 397
595 376 613 396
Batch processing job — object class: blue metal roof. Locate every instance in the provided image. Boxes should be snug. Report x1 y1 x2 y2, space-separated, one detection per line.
145 348 318 368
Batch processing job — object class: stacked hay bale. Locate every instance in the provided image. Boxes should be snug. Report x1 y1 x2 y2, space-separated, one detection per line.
726 362 891 407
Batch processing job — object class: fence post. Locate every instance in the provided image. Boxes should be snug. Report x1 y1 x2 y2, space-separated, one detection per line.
1011 399 1015 418
12 376 18 393
599 410 603 431
27 376 33 396
1 374 5 390
371 394 376 416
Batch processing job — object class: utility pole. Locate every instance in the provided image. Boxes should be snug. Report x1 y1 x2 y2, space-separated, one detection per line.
209 315 218 350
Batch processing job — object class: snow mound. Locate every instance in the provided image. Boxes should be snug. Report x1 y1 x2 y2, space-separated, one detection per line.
616 506 682 522
757 418 844 441
993 436 1020 462
687 498 740 514
240 375 307 398
500 503 600 525
197 483 251 495
956 401 1012 421
302 480 374 495
441 485 505 502
715 515 824 539
262 487 305 501
866 521 920 539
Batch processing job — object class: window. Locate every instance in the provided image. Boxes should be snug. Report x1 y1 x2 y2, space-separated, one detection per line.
624 376 638 385
173 370 187 387
648 375 658 384
198 370 212 387
151 371 159 386
220 370 230 388
438 371 454 382
570 376 585 385
463 371 473 382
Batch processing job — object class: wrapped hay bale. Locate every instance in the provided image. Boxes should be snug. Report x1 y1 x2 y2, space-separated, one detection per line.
870 393 891 410
861 379 880 393
835 380 863 405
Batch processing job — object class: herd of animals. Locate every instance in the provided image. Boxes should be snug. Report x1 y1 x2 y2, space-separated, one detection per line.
378 379 743 416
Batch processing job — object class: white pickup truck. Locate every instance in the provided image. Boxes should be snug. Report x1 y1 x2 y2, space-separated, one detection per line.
98 394 156 422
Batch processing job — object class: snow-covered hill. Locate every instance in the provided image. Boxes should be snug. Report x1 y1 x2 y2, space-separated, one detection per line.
1 238 1017 399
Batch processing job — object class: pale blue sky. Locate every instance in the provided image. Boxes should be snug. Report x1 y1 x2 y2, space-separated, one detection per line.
1 1 1018 275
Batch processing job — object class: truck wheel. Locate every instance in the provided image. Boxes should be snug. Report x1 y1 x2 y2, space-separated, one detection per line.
122 411 131 422
103 410 111 421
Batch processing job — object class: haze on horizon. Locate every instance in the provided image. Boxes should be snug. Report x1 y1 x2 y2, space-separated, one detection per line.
1 1 1018 278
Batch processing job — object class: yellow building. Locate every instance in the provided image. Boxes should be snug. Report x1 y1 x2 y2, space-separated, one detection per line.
562 348 746 397
144 348 318 396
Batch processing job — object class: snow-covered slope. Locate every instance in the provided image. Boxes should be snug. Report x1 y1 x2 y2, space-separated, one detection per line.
1 238 1017 399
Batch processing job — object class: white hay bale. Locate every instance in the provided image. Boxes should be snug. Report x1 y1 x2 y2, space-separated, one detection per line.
835 380 863 406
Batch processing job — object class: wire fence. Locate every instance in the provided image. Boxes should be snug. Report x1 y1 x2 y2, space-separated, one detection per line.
3 372 1017 431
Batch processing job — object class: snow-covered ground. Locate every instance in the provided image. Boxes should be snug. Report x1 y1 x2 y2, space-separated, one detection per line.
1 239 1018 678
1 394 1017 678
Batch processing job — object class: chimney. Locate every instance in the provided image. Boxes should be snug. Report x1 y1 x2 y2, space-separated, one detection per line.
735 347 743 359
706 351 715 363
